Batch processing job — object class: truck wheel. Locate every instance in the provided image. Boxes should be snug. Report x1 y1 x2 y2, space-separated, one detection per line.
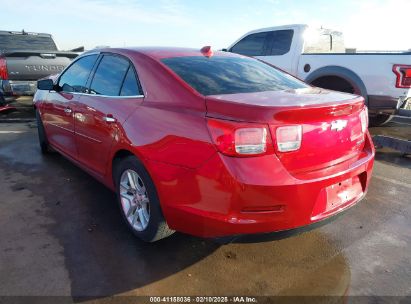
36 110 52 154
114 155 174 242
369 114 393 127
310 76 364 96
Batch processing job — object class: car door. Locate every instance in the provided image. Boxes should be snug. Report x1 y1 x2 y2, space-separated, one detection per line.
74 53 143 176
42 54 98 158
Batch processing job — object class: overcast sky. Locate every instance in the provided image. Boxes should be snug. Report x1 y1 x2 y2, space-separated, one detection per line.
1 0 410 51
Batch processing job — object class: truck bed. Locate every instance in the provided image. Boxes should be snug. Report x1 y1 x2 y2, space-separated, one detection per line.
298 53 411 104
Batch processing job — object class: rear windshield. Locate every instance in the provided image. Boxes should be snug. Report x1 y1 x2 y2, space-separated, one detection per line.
0 33 57 52
161 56 307 96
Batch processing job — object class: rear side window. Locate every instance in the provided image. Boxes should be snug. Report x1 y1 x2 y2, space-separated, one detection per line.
89 55 130 96
120 67 141 96
161 56 307 96
267 30 293 55
230 32 269 56
0 33 57 51
59 54 98 93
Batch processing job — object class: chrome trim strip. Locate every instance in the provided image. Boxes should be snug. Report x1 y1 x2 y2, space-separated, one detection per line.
103 116 116 123
76 131 102 143
48 122 74 134
62 92 145 99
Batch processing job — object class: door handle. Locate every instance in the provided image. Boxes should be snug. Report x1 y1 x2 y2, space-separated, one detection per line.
103 115 116 123
64 107 72 114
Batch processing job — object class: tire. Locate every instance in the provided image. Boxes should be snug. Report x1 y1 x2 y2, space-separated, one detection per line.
0 95 5 107
113 155 174 242
369 114 393 127
36 109 52 154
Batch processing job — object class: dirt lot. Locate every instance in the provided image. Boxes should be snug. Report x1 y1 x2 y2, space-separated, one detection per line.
0 105 410 301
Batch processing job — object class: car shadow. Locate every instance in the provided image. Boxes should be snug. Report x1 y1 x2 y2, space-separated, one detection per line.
0 127 220 299
38 154 220 298
375 150 411 169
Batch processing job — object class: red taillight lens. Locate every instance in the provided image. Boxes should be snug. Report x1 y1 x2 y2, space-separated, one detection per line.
0 57 8 80
393 64 411 88
275 125 302 152
207 118 273 157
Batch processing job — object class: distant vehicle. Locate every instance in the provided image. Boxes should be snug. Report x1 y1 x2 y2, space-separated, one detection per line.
226 24 411 126
34 47 374 242
0 30 81 105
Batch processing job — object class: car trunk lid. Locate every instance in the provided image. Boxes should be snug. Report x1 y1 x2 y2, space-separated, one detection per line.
206 87 366 175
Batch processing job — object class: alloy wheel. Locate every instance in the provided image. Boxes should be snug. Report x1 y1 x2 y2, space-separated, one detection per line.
119 169 150 231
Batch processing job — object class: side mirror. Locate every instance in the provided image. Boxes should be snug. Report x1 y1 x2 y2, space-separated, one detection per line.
37 79 55 91
221 48 228 52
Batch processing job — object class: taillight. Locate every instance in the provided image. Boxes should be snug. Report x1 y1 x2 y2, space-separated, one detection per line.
359 106 368 133
0 57 8 80
393 64 411 88
275 125 302 152
235 128 267 154
207 118 273 157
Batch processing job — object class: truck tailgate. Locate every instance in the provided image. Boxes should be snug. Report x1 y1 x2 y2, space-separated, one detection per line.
3 50 77 81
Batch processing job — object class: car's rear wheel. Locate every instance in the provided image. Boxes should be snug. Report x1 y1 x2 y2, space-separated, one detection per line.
36 109 52 154
114 156 174 242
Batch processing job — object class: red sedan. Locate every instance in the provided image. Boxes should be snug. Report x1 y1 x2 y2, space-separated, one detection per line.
34 47 374 242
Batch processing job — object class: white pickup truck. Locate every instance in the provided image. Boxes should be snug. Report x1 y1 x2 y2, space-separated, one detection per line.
226 24 411 126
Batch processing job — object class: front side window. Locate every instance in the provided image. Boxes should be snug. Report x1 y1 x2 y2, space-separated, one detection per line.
58 54 98 93
230 32 269 56
89 55 130 96
267 30 294 55
161 56 308 96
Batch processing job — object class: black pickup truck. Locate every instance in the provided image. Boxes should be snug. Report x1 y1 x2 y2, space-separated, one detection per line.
0 30 80 105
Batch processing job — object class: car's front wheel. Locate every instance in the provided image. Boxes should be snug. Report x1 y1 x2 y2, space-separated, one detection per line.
0 94 6 107
114 156 174 242
36 109 52 154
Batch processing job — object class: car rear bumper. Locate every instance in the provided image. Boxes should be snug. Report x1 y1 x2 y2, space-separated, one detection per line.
213 200 361 243
150 132 375 239
1 80 37 96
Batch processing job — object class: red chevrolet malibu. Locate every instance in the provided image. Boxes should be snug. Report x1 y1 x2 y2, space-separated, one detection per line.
34 47 374 242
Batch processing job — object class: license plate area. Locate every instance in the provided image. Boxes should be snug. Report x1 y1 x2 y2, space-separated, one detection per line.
325 176 363 211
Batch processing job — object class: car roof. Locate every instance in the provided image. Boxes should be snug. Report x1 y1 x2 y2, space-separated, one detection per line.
242 24 307 35
0 30 52 37
86 46 237 60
